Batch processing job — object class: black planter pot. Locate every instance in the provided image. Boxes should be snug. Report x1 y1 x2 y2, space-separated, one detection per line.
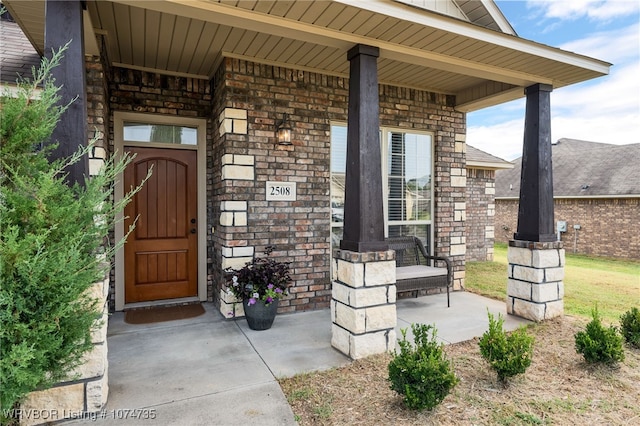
242 298 279 330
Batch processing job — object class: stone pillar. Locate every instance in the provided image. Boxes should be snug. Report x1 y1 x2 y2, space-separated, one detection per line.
19 274 109 425
331 249 397 359
507 83 564 321
507 241 565 322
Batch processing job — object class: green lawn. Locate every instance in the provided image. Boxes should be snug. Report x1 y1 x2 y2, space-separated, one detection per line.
466 243 640 323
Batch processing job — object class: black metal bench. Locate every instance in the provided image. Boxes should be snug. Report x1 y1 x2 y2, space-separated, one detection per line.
386 236 452 307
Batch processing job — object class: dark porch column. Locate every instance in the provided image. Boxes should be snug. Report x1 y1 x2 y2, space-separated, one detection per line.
340 44 387 253
45 0 88 186
514 83 555 242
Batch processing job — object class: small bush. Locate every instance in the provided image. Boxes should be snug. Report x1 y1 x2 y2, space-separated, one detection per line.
620 307 640 349
478 311 534 382
388 323 458 411
575 306 625 364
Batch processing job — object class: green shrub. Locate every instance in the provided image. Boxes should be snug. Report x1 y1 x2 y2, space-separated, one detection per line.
575 306 625 364
619 307 640 349
388 323 459 411
0 45 144 418
478 311 534 382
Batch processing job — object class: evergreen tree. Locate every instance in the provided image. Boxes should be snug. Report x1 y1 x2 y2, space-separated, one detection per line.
0 44 146 419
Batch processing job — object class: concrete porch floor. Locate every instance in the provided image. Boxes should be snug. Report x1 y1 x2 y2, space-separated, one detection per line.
68 292 530 425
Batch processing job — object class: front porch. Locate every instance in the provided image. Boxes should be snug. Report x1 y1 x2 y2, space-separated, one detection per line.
66 292 528 425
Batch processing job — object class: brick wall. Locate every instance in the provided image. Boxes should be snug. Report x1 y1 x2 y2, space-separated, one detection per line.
102 57 467 312
495 198 640 260
466 168 496 261
210 58 467 313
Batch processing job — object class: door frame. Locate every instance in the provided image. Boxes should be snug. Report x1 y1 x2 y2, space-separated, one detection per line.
114 112 207 311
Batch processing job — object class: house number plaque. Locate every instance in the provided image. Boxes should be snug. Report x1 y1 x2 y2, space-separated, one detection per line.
266 181 296 201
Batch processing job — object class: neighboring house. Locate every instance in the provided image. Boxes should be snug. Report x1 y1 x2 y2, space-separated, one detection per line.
495 139 640 260
465 145 513 261
2 0 610 314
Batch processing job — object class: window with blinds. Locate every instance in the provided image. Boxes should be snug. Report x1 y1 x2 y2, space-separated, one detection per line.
330 124 433 252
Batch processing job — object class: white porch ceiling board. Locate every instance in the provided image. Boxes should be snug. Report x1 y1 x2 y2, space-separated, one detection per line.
252 1 279 15
155 13 177 71
4 0 609 111
112 3 133 65
197 24 232 76
315 51 350 75
179 19 206 72
327 7 360 31
129 7 147 66
263 36 297 63
166 16 191 72
315 3 351 28
266 1 297 17
299 1 334 25
143 10 162 69
304 46 340 69
343 11 388 36
243 34 276 59
279 0 314 21
189 22 220 76
108 0 552 86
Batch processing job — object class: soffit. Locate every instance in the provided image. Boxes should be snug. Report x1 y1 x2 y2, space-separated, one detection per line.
3 0 610 112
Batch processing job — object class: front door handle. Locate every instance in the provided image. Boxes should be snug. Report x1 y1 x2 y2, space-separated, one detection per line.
190 228 197 234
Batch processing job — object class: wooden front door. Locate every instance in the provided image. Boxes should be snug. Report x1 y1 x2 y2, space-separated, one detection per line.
124 147 198 303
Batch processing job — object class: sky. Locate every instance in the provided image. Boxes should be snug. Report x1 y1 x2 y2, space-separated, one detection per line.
467 0 640 160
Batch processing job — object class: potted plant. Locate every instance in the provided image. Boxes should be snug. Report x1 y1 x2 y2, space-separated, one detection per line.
225 246 292 330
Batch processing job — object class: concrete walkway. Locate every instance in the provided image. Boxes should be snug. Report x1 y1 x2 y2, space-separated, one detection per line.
69 292 529 425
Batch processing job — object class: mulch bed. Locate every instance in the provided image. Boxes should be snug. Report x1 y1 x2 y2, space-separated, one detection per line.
280 316 640 425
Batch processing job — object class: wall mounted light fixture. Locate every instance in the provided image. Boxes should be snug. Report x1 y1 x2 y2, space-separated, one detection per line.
276 113 292 145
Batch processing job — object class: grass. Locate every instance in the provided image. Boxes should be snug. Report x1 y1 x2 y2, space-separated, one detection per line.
466 243 640 323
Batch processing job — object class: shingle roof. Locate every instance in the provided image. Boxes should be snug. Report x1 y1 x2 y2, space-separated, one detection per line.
1 18 41 85
466 145 513 170
496 138 640 198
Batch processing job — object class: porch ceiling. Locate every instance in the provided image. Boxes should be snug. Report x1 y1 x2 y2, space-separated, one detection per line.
4 0 610 112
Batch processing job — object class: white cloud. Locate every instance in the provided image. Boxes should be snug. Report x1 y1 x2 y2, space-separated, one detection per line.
468 22 640 160
559 22 639 62
527 0 640 22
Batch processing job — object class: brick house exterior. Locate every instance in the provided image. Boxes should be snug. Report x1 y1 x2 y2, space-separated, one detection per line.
496 139 640 260
3 1 614 418
465 146 512 261
210 58 467 312
4 0 610 315
88 56 468 312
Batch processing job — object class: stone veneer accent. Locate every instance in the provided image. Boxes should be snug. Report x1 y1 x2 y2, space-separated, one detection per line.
507 240 565 322
466 168 497 261
331 249 397 359
496 197 640 260
19 274 109 426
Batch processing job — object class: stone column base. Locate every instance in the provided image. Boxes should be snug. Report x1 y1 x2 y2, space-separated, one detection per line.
219 287 245 319
19 275 110 425
507 240 565 322
331 249 397 359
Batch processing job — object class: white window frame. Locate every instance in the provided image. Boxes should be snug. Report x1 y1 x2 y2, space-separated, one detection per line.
330 122 435 253
114 112 207 311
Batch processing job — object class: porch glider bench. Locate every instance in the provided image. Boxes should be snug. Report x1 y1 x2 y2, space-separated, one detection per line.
386 236 452 307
